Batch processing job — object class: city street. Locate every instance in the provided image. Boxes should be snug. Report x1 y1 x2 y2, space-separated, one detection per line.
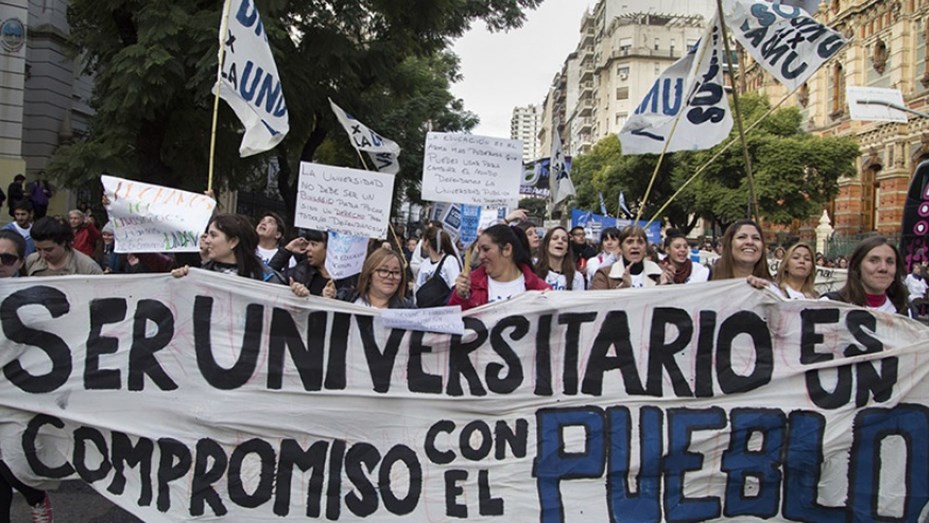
10 481 141 522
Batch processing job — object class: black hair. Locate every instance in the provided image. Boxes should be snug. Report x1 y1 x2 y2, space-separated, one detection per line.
303 228 328 245
209 214 264 278
0 230 26 259
481 224 532 269
11 199 33 213
31 216 73 246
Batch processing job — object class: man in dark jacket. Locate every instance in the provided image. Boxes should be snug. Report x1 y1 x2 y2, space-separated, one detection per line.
6 174 24 217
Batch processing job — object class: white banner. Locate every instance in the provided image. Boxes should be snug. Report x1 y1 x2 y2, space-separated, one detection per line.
101 175 216 253
295 162 394 238
551 132 575 204
325 231 368 280
215 0 289 156
619 15 733 155
722 0 846 91
329 99 401 174
2 276 929 521
421 132 523 206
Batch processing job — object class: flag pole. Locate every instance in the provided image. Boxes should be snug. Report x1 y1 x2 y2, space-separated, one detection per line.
352 148 408 269
634 22 716 224
208 0 234 194
644 84 802 229
715 0 759 221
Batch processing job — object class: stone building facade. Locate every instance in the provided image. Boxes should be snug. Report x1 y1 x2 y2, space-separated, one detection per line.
746 0 927 237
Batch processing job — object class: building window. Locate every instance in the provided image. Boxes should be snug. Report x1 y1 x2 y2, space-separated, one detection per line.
654 37 660 51
615 112 628 127
921 19 929 87
867 39 891 88
654 62 661 75
619 37 632 54
617 66 630 79
686 38 698 51
829 63 845 117
616 87 629 100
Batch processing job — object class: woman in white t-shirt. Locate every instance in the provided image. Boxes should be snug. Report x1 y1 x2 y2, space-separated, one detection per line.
535 226 584 291
772 242 818 299
414 226 461 306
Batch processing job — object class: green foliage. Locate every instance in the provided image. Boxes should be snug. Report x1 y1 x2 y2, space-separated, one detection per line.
52 0 540 219
570 93 860 233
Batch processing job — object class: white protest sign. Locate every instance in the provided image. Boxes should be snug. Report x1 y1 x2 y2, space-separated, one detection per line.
324 231 368 280
723 0 846 91
421 132 522 206
379 306 465 335
295 162 394 238
3 275 929 522
101 175 216 253
847 86 908 123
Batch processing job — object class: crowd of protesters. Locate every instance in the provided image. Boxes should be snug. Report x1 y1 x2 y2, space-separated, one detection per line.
1 197 928 521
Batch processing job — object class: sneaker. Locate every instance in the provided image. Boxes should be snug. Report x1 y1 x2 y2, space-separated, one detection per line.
30 494 52 523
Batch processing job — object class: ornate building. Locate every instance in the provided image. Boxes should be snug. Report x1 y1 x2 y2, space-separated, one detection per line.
745 0 926 236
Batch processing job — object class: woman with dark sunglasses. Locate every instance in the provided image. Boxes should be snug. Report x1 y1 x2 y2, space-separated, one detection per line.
0 230 54 522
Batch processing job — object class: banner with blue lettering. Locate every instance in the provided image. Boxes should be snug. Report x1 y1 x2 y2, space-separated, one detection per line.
723 0 846 91
619 14 732 155
215 0 289 157
1 273 928 522
571 208 662 244
521 157 573 199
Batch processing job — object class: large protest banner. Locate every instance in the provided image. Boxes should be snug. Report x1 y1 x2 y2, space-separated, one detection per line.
101 175 216 253
421 132 523 207
295 162 395 238
1 274 929 522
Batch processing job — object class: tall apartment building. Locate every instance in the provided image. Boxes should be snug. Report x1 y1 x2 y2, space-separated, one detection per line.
510 104 543 162
539 0 713 157
745 0 923 237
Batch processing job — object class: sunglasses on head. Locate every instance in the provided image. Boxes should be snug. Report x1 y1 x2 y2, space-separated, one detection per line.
0 253 20 266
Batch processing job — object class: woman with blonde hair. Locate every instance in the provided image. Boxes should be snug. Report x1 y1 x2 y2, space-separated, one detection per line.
326 247 414 309
773 242 818 299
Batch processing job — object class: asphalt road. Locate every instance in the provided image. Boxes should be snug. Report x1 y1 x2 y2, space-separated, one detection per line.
10 480 141 522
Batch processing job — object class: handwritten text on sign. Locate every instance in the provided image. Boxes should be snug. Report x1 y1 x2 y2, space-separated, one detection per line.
101 175 216 253
325 231 368 280
295 162 394 238
421 132 522 206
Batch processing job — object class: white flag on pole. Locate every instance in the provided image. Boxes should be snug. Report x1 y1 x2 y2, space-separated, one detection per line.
619 14 732 155
215 0 289 157
619 191 632 217
329 99 401 174
722 0 846 91
550 132 575 205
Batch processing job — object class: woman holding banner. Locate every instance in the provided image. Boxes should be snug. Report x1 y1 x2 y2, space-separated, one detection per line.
171 214 285 284
450 224 550 310
822 236 911 316
710 220 772 287
590 226 662 290
657 228 710 285
325 247 414 308
772 242 818 299
276 229 334 298
0 230 54 522
535 226 584 291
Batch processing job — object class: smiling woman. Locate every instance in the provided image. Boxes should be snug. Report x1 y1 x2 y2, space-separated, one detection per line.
711 219 772 284
534 226 583 291
822 236 910 315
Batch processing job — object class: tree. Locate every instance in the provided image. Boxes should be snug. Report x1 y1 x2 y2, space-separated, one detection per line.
51 0 542 221
570 94 859 233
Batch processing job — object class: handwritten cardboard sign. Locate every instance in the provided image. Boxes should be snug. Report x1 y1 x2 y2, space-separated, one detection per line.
101 175 216 253
325 231 368 280
295 162 395 238
421 132 522 206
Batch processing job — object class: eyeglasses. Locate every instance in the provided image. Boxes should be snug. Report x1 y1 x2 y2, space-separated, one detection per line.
374 268 403 279
0 253 20 266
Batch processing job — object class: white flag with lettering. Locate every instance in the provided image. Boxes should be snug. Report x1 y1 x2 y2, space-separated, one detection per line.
329 99 401 174
550 132 575 205
619 14 732 155
722 0 845 91
215 0 289 157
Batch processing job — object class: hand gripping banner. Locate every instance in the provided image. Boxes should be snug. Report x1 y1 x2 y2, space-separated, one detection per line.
1 273 928 521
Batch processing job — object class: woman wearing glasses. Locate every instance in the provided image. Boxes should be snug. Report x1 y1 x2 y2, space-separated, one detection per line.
324 247 414 309
0 230 54 522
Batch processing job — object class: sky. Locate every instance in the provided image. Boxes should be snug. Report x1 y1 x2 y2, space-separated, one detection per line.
449 2 597 139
